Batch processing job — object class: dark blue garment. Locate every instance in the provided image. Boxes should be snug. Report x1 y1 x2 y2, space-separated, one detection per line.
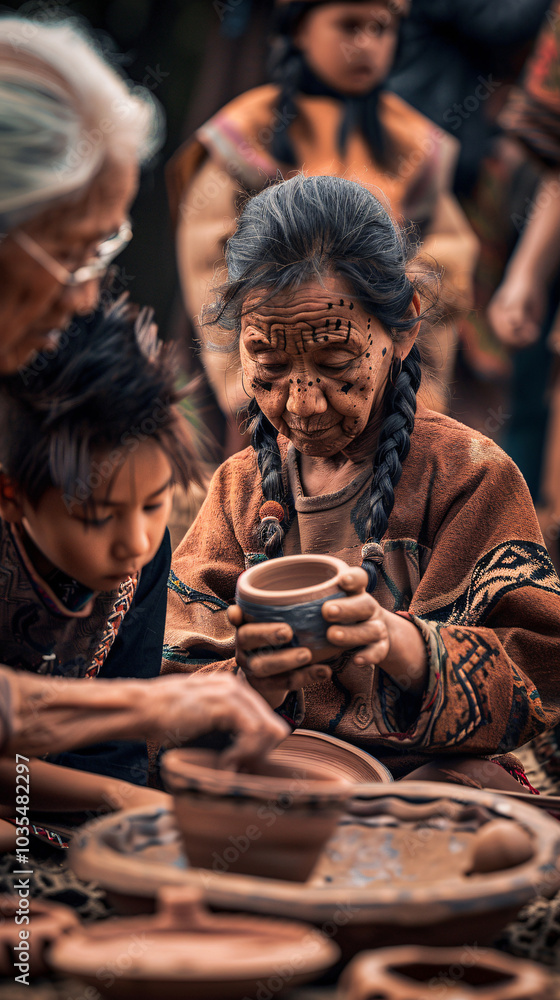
388 0 550 195
47 528 172 785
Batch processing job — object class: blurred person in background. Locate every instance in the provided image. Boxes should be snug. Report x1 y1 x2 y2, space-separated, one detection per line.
488 5 560 561
487 2 560 802
169 0 479 453
389 0 551 386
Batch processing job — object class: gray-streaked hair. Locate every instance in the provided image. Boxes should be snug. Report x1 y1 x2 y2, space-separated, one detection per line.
0 16 165 232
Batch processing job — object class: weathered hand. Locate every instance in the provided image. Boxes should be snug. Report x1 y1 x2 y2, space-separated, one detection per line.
227 604 331 708
155 671 289 768
321 567 390 663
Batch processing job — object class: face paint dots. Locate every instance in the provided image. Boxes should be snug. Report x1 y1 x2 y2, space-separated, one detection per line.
341 382 352 394
382 347 387 356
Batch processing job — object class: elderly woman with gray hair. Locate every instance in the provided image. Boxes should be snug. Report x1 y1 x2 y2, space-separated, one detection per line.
0 16 159 371
0 16 288 824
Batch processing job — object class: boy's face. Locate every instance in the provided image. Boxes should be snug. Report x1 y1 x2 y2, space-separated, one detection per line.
17 439 173 593
294 2 400 96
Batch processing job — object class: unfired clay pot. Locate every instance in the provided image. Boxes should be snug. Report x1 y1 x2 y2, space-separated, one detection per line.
161 746 352 881
48 885 340 1000
235 553 350 663
0 894 78 978
338 945 553 999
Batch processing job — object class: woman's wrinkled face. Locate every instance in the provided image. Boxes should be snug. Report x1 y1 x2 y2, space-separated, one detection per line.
240 278 397 458
294 2 400 96
0 159 137 373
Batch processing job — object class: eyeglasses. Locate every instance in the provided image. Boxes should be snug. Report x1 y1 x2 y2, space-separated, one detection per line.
11 221 133 287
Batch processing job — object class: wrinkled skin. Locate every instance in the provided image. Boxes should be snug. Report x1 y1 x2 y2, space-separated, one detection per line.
232 277 427 708
0 159 137 373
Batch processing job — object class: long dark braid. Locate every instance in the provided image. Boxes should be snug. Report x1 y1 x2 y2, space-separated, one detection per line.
247 397 288 559
361 344 422 593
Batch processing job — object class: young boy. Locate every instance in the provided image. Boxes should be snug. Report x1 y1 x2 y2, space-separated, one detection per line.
0 298 199 796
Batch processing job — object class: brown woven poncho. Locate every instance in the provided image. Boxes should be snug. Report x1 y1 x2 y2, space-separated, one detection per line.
164 407 560 779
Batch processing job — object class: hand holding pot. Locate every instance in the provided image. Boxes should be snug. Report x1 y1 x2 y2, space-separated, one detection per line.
231 565 426 708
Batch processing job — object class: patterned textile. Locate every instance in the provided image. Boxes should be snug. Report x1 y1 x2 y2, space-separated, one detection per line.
164 406 560 779
167 83 458 229
0 519 137 678
0 848 113 922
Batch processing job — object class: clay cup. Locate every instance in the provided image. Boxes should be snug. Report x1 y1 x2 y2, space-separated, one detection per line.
235 554 350 664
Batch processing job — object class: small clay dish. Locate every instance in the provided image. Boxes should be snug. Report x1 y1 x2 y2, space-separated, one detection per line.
338 944 554 1000
235 553 350 663
48 885 340 1000
0 894 78 978
160 746 352 881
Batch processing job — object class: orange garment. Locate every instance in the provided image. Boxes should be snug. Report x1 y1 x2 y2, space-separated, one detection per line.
168 83 458 228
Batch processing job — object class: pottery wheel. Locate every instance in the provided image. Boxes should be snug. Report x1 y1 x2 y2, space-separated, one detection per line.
272 729 393 784
69 782 560 928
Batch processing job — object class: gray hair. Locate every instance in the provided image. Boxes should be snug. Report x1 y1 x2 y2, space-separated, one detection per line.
0 16 165 231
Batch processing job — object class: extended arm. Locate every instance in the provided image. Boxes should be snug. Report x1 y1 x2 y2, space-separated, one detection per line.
488 172 560 346
2 669 288 768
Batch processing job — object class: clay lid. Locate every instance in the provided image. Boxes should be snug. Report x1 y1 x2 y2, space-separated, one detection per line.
49 886 339 981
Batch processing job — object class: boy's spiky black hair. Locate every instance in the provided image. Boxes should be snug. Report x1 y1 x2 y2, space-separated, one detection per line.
0 297 201 509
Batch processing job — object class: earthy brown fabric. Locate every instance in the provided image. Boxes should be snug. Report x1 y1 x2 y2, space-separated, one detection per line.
168 83 458 228
164 406 560 779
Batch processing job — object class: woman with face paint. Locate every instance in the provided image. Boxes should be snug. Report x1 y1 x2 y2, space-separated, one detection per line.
165 174 560 791
168 0 478 439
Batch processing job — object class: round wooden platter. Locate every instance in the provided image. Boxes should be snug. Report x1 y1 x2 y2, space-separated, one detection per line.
69 781 560 951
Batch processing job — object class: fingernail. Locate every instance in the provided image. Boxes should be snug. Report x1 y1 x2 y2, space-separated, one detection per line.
314 667 328 679
276 628 289 642
297 650 310 664
333 630 344 641
354 655 365 665
327 603 340 616
342 575 353 586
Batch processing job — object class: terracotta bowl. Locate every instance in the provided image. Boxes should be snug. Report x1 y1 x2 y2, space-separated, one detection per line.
160 746 352 881
48 885 340 1000
0 894 78 978
69 782 560 956
235 553 350 663
338 945 554 1000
